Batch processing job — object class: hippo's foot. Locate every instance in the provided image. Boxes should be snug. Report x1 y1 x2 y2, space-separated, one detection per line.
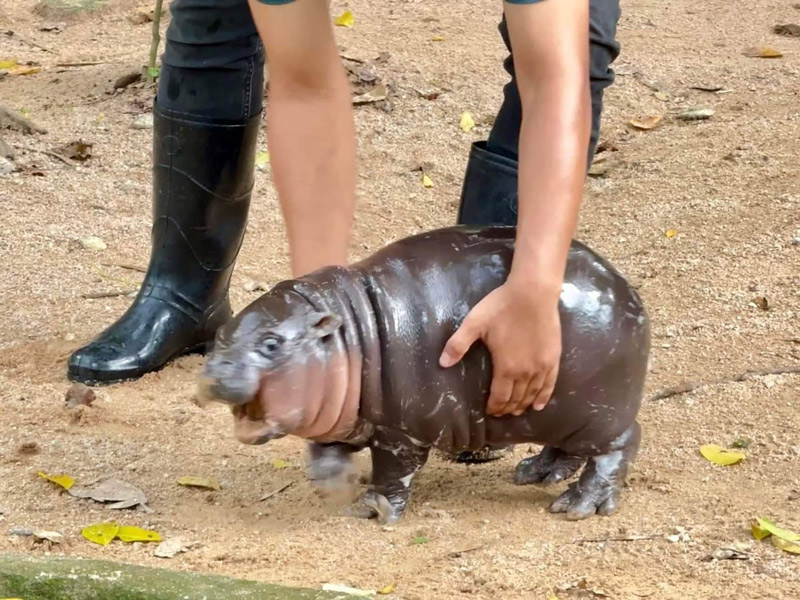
549 423 641 520
440 445 515 464
346 428 431 525
513 446 584 486
307 442 362 494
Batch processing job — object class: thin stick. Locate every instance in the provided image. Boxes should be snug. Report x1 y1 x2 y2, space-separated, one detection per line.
446 545 485 558
14 145 75 167
100 262 147 273
147 0 165 83
81 289 137 300
55 61 105 68
259 482 293 502
572 533 661 544
648 366 800 401
1 29 55 54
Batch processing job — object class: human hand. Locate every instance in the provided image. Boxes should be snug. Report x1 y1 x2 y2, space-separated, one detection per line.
439 278 561 416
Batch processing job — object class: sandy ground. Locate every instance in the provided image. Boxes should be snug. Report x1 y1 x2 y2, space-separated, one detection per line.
1 0 799 598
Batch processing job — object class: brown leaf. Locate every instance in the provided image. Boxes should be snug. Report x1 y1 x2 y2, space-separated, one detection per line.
629 115 663 130
352 84 387 105
774 23 800 37
744 46 783 58
53 140 92 161
357 63 378 84
68 476 151 512
113 71 141 90
65 383 95 409
751 296 769 311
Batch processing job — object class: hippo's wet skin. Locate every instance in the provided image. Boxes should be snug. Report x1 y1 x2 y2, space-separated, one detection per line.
199 226 651 523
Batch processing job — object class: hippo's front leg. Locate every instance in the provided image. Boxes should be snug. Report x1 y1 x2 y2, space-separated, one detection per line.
348 429 430 525
307 441 364 492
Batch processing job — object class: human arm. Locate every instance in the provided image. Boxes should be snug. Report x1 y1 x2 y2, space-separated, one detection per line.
439 0 592 416
247 0 356 277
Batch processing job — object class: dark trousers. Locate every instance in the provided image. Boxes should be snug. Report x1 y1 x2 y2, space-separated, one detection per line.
158 0 621 179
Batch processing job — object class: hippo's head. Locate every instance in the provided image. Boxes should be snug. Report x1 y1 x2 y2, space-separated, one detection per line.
196 291 343 445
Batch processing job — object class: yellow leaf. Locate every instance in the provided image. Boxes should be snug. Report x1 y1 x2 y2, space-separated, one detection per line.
654 90 670 102
255 150 270 170
629 115 663 130
744 46 783 58
665 229 677 238
334 10 354 28
81 522 120 546
0 59 18 69
771 536 800 554
8 65 40 76
753 517 800 542
178 476 220 491
699 444 745 466
117 525 162 543
422 174 433 188
430 35 445 42
37 471 75 490
270 458 292 469
752 521 771 540
378 584 395 595
459 112 475 132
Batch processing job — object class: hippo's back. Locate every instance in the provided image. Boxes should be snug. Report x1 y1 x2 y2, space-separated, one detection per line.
350 226 649 454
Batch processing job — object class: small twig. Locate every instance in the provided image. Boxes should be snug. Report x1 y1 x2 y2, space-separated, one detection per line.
80 289 137 300
259 482 293 502
572 533 662 544
14 145 75 167
55 61 105 68
339 52 365 63
147 0 165 83
2 29 55 54
445 545 485 559
648 366 800 401
100 262 147 273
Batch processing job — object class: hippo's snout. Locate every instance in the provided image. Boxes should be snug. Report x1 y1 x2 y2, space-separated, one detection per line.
198 353 261 407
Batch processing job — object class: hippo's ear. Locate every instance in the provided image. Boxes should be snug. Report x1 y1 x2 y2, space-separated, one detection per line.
307 311 343 339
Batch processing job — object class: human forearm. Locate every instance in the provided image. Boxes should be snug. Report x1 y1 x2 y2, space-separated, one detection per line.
248 0 356 277
504 0 591 296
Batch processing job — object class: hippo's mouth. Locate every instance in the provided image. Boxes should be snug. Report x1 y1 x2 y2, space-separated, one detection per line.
232 400 285 445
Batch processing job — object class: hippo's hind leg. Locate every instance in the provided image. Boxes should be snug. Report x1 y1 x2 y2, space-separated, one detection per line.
347 429 430 525
549 422 641 520
513 446 585 486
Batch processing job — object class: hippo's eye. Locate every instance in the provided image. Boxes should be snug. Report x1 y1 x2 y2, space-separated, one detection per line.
258 334 283 356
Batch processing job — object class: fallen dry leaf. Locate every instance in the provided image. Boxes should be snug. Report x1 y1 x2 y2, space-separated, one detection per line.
177 476 220 491
65 382 95 409
334 10 354 28
774 23 800 37
242 279 269 293
654 90 669 102
750 296 769 311
82 522 119 546
128 11 153 25
68 476 151 511
37 471 75 490
378 584 396 595
629 115 663 130
33 530 64 544
422 174 433 188
255 150 270 170
459 111 475 132
752 517 800 542
771 536 800 554
665 229 677 238
431 35 445 42
352 84 387 105
690 84 725 92
81 236 107 251
677 108 714 121
699 444 745 466
117 525 161 543
709 546 752 561
154 537 190 558
270 458 292 469
53 140 92 161
556 577 609 598
113 71 141 90
744 46 783 58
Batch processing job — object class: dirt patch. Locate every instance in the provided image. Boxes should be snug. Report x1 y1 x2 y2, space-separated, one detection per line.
1 1 799 599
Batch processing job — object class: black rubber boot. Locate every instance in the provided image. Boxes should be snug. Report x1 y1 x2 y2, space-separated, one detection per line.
68 104 260 385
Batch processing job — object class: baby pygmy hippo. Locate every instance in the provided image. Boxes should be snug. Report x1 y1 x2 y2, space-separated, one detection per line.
197 226 650 523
